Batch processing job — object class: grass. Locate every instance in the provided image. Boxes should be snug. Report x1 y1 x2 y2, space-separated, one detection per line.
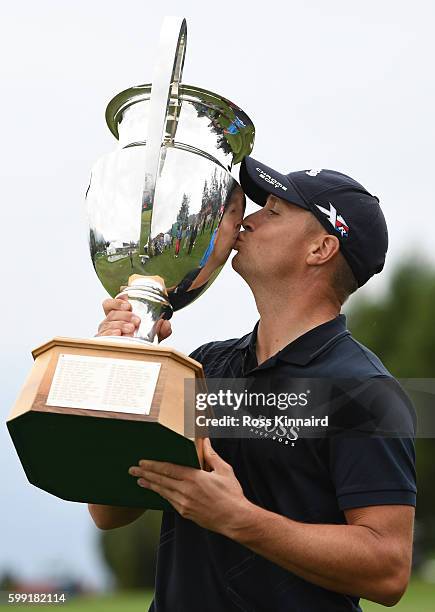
3 580 434 611
361 578 435 610
95 224 218 296
0 592 154 611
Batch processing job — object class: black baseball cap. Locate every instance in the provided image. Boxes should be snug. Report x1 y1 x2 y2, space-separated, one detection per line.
239 156 388 288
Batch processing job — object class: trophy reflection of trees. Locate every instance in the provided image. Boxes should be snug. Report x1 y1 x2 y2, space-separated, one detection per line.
198 169 226 239
173 194 190 258
192 101 233 157
89 228 107 264
177 193 190 227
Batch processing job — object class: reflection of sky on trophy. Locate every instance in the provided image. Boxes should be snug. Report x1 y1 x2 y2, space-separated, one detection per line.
151 149 225 236
87 98 234 244
175 103 229 168
87 147 145 243
88 92 234 244
118 102 149 147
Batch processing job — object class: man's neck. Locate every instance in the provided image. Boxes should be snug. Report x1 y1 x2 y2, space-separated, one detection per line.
254 291 340 365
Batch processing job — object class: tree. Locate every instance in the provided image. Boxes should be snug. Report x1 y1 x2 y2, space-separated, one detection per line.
200 180 209 213
348 260 435 559
99 511 162 590
177 193 190 228
89 228 106 260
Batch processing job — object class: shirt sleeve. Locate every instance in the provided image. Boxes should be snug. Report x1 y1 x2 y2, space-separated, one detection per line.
328 377 417 510
189 343 211 362
330 436 416 510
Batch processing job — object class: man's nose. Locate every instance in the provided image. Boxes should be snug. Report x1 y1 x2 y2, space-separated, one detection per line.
241 212 257 232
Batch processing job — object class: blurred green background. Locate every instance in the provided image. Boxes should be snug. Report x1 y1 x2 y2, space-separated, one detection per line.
2 260 435 609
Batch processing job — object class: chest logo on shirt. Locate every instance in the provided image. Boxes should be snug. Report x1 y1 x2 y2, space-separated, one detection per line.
249 414 300 446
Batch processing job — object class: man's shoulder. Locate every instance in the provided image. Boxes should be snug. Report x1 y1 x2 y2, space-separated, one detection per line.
319 332 417 436
189 333 249 363
188 335 249 377
319 330 393 378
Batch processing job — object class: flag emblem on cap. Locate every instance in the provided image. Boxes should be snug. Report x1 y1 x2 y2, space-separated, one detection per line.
315 203 349 238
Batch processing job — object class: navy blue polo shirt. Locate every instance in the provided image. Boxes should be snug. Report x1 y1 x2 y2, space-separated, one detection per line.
149 315 416 612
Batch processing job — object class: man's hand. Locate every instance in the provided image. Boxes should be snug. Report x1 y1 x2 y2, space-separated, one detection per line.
96 293 172 341
128 438 249 533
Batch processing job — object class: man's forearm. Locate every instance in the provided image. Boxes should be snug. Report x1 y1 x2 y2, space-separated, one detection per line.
88 503 145 530
225 502 403 606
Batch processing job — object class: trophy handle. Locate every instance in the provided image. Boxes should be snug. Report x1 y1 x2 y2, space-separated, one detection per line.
117 275 173 344
140 16 187 253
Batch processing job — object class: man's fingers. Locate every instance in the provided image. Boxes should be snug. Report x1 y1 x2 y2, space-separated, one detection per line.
137 460 191 480
102 296 131 316
137 479 186 510
106 310 140 324
98 328 122 337
99 296 141 337
98 321 137 336
203 438 232 473
114 293 129 302
133 469 186 492
156 319 172 343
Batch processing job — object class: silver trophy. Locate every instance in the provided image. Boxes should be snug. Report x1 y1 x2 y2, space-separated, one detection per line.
7 16 254 510
87 16 254 342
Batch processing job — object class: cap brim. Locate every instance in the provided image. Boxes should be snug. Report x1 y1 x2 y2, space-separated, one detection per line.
239 156 309 210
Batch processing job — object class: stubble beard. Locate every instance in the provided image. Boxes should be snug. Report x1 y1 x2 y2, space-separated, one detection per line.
231 252 257 292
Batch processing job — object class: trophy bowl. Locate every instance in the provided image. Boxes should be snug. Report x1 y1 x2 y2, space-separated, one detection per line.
87 81 253 341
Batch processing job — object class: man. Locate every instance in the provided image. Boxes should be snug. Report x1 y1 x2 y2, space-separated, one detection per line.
89 157 416 611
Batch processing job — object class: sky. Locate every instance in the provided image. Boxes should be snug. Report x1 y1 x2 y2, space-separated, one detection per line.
1 0 435 590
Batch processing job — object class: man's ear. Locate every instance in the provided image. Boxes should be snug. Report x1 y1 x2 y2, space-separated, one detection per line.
306 234 340 267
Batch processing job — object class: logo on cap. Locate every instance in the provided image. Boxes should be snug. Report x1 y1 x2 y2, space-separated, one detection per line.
306 169 322 177
315 202 349 238
255 167 288 192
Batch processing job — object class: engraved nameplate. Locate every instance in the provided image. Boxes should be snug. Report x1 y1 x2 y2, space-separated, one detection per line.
46 354 161 415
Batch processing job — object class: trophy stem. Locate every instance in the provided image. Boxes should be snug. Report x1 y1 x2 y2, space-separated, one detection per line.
118 275 173 343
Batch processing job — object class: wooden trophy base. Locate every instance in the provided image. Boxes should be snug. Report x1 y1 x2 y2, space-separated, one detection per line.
7 337 204 511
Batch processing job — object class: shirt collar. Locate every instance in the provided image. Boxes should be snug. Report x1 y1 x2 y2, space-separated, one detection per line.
234 321 259 351
235 315 349 366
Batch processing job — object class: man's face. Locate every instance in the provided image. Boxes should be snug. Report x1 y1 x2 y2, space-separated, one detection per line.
217 186 245 245
232 194 318 286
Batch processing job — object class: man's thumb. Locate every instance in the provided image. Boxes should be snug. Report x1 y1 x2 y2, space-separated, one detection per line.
203 437 226 471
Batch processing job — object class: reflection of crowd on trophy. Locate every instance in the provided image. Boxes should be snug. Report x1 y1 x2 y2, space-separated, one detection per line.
167 181 245 310
152 234 165 256
192 102 233 156
89 167 244 308
89 228 141 267
161 168 227 263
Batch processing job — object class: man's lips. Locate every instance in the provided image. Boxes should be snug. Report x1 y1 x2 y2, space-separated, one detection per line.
233 233 246 252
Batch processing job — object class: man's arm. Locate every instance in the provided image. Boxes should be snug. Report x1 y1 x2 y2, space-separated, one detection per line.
88 504 146 530
226 503 414 607
129 439 415 607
